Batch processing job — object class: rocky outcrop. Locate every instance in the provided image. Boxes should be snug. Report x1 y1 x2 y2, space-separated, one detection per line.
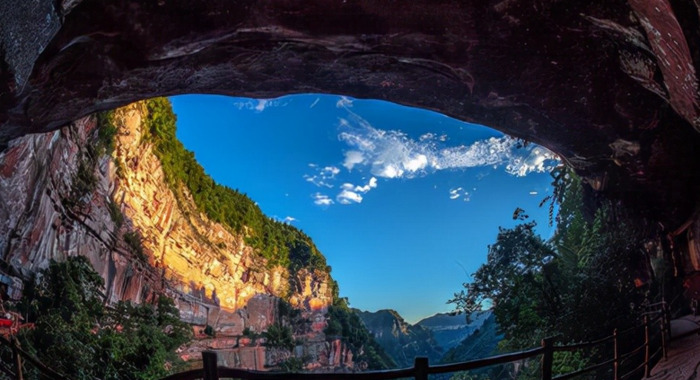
0 101 355 370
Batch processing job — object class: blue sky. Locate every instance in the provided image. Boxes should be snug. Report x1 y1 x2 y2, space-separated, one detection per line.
170 94 559 323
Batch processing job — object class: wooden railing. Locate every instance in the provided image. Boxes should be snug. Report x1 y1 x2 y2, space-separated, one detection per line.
0 300 685 380
161 307 671 380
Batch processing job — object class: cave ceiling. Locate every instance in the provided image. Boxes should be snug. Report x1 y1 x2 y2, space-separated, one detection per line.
1 0 699 230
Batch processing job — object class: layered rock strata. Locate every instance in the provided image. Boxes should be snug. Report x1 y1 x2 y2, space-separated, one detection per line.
0 101 349 370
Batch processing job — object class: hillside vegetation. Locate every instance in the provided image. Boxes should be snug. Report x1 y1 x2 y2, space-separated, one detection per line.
450 168 666 379
143 98 335 288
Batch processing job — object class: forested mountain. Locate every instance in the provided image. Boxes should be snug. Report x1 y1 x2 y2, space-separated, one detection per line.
416 312 490 351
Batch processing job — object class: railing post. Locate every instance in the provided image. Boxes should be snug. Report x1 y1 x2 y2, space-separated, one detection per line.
613 329 619 380
663 301 671 340
12 337 23 380
414 356 428 380
202 350 219 380
644 315 650 378
659 311 668 360
541 337 554 380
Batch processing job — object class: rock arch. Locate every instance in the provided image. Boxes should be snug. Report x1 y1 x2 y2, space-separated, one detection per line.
1 0 700 229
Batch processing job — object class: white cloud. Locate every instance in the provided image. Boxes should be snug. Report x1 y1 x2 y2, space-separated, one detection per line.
353 177 378 193
313 193 334 206
255 99 268 112
420 133 435 141
337 185 363 204
336 96 354 108
334 177 378 205
304 165 341 188
305 104 558 207
283 216 297 224
529 191 538 195
232 98 288 112
336 113 559 179
449 187 471 201
309 97 320 108
343 151 365 170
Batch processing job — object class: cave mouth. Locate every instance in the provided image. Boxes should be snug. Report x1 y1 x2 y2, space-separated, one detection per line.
164 93 560 323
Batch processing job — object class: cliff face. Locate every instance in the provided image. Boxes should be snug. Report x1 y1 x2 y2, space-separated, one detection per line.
0 101 351 370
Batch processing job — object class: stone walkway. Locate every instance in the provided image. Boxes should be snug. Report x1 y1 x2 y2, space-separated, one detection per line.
644 315 700 380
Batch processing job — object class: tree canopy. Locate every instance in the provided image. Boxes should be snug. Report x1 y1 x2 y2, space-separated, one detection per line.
449 168 656 378
5 256 192 380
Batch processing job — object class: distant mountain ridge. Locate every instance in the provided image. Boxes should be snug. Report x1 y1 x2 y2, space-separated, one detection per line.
416 311 491 351
354 309 443 368
356 309 496 368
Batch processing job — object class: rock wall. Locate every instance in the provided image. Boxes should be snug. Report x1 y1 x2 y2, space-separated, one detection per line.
0 101 353 370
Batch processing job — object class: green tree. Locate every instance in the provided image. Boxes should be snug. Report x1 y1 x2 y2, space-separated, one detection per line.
450 168 652 378
14 257 191 380
324 300 396 370
262 323 295 351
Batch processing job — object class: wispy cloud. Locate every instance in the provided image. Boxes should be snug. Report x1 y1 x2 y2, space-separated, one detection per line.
313 193 334 206
304 165 341 188
337 183 364 204
449 187 472 202
233 98 288 112
343 151 365 171
283 216 297 224
309 97 320 108
336 96 354 108
307 96 558 207
335 177 378 205
336 112 559 180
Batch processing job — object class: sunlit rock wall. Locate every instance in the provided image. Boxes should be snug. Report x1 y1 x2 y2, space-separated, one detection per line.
0 101 349 369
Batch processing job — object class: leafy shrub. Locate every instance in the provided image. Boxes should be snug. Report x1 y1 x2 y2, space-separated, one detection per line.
13 257 191 380
96 110 117 156
262 323 295 351
280 357 305 372
108 200 124 227
124 231 147 262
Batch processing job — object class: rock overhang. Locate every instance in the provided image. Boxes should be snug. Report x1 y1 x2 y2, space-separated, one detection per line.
1 0 699 231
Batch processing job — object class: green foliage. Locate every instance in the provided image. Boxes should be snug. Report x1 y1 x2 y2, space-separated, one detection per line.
324 301 396 370
14 257 191 380
65 154 98 209
65 110 117 209
96 110 118 156
124 231 147 262
108 200 124 227
450 168 652 377
279 357 305 372
142 98 330 278
262 323 295 351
